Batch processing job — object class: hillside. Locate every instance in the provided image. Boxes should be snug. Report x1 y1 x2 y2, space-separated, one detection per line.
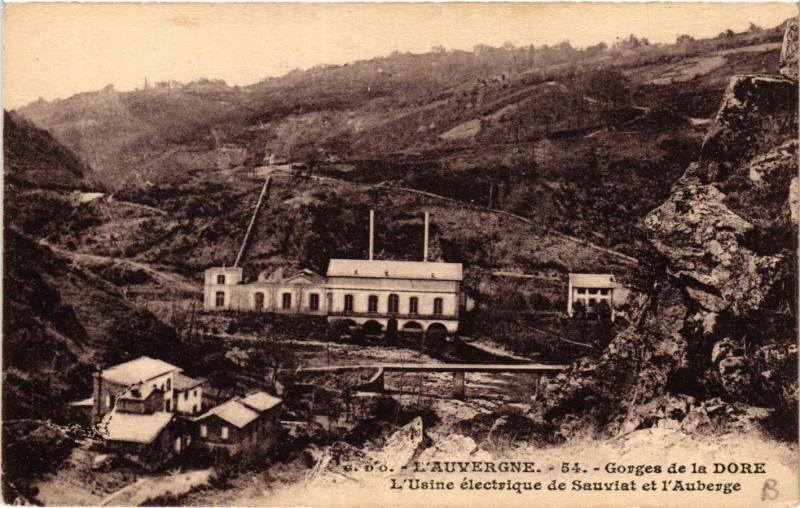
15 25 785 257
2 121 185 420
3 111 94 190
16 28 782 170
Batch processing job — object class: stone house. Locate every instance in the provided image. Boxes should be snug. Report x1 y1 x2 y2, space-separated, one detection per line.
81 356 204 422
193 391 282 462
98 411 191 470
174 373 205 416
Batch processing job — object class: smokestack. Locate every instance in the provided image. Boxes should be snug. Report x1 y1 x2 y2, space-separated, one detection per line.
423 212 430 262
369 210 375 260
92 367 102 424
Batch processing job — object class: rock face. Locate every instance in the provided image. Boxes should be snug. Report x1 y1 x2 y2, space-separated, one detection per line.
701 75 797 164
644 183 783 315
541 19 799 439
780 17 799 80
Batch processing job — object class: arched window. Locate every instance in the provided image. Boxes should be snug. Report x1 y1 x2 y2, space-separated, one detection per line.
433 297 443 315
344 294 354 312
409 297 419 314
215 291 225 308
166 378 171 392
254 292 265 310
217 274 226 284
309 293 320 311
282 293 292 309
388 294 399 313
368 295 379 313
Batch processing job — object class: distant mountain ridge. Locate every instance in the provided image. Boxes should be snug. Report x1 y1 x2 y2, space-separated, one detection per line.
16 24 785 190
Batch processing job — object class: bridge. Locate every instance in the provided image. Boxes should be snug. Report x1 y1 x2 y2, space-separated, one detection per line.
295 363 567 400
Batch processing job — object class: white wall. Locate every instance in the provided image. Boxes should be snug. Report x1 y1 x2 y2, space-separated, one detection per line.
175 386 203 415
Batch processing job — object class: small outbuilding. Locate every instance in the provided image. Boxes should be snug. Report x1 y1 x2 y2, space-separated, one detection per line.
193 391 282 462
567 273 621 318
98 411 191 469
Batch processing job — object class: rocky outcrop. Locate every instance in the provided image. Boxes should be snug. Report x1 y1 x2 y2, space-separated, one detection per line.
701 75 797 165
373 417 431 471
644 183 783 315
541 19 799 439
780 17 798 80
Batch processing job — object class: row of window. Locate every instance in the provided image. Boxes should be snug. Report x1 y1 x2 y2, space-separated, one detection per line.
574 297 603 307
214 291 321 311
344 294 443 315
215 290 446 315
575 288 611 295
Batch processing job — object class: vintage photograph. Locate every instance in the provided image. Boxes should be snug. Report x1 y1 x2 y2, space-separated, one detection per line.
2 2 798 506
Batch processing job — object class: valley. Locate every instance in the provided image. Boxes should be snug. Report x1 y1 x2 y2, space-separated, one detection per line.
2 12 798 506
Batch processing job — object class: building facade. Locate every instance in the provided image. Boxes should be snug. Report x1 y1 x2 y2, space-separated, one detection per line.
90 356 204 422
567 273 618 318
202 261 464 335
174 373 205 415
326 259 463 335
203 267 327 315
194 391 282 462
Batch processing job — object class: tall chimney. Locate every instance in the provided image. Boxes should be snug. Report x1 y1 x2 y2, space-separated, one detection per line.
423 212 430 262
92 367 103 424
369 210 375 260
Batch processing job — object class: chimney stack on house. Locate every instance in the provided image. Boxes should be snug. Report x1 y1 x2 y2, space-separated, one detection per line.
369 210 375 260
92 367 103 424
423 212 430 262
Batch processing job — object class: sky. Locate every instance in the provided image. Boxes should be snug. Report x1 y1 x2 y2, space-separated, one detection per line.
3 2 798 109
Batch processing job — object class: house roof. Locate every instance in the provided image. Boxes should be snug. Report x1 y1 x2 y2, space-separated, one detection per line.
569 273 616 288
174 373 205 391
327 259 463 281
102 356 181 386
98 411 174 444
283 269 325 284
196 399 259 428
118 382 163 401
240 391 282 412
258 267 324 284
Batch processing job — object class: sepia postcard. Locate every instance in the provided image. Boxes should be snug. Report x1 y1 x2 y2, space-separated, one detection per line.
2 2 799 506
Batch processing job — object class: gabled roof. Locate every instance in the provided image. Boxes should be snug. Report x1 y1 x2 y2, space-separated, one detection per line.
102 356 181 386
196 399 259 428
283 269 325 285
327 259 463 281
118 383 163 401
240 391 282 412
258 267 324 284
174 373 205 392
99 411 174 444
569 273 616 288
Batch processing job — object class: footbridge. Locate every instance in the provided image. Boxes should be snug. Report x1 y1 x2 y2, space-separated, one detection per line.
294 363 567 400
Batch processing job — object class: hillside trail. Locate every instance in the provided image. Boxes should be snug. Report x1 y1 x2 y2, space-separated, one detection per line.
37 238 198 293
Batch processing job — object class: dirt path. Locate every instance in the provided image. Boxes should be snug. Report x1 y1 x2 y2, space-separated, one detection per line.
38 239 198 293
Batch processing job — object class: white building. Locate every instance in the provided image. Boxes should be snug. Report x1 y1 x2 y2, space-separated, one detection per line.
201 211 467 337
567 273 619 318
325 259 463 335
174 373 205 415
203 266 327 315
86 356 204 421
